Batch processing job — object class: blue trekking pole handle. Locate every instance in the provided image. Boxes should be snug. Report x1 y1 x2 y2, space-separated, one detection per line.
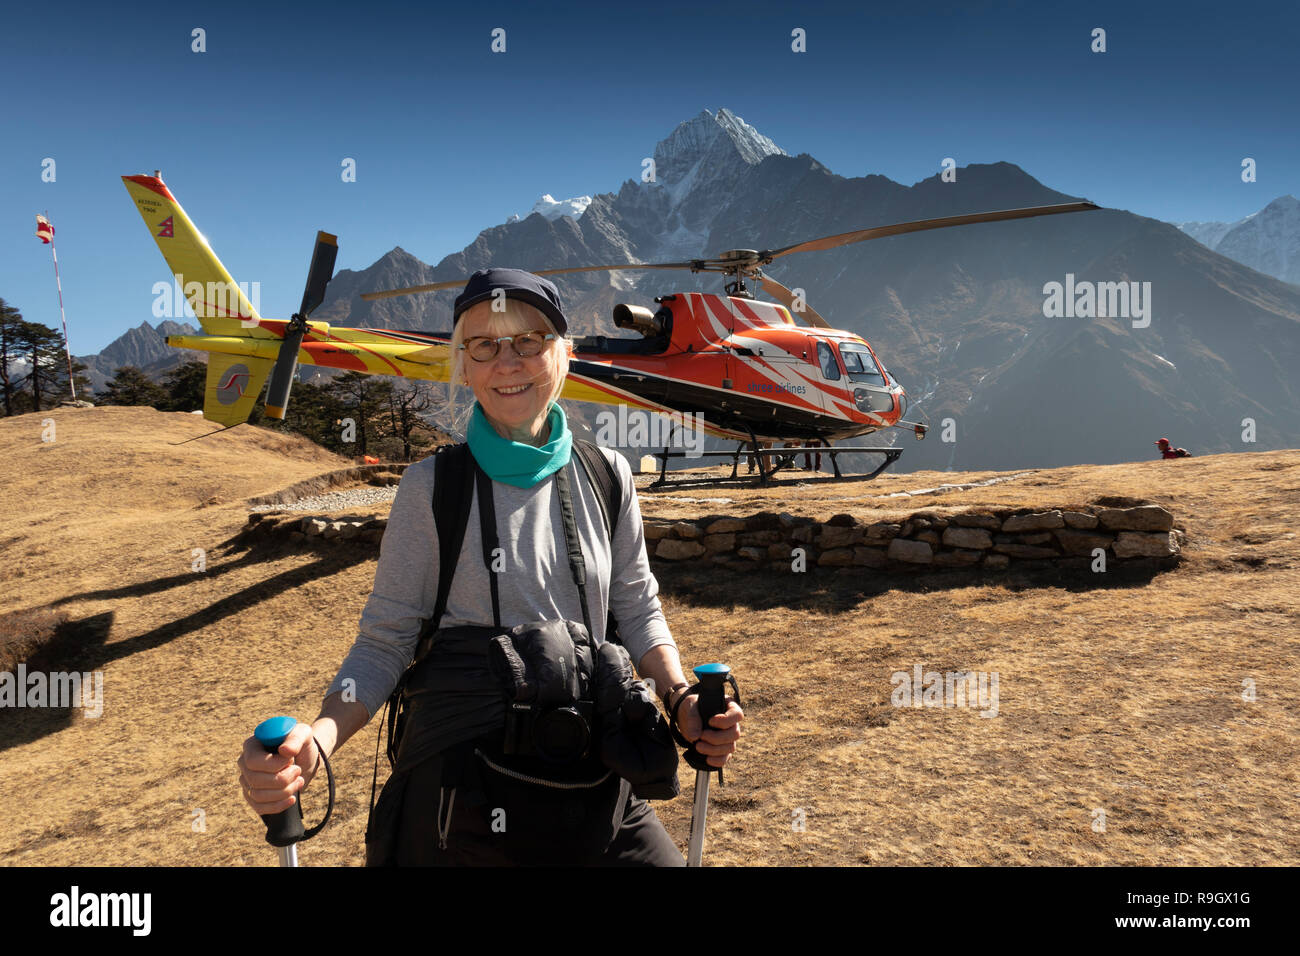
254 716 315 867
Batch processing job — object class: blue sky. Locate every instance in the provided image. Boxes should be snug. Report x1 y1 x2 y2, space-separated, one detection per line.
3 0 1296 353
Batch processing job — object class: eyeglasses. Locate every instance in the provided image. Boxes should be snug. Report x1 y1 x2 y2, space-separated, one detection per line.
458 330 556 362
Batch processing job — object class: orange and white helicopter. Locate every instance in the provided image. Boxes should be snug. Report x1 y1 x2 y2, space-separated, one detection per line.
123 171 1096 480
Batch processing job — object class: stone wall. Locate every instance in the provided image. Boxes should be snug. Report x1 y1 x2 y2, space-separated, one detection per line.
644 505 1184 573
239 503 1184 574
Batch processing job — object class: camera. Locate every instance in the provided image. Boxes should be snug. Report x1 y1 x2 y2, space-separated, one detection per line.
489 620 598 765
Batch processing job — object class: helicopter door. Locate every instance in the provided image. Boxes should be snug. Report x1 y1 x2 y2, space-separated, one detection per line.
810 340 847 414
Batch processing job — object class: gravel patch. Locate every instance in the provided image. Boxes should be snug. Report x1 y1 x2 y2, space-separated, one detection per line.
251 486 398 513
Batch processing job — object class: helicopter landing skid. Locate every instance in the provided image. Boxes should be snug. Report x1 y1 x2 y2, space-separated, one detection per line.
644 443 903 491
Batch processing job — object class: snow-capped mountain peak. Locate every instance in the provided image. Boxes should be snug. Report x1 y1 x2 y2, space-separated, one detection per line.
507 193 592 225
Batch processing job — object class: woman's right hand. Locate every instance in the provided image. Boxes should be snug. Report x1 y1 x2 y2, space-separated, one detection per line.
236 721 320 817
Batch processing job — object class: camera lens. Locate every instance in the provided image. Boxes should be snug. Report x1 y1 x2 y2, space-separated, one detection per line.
534 707 590 763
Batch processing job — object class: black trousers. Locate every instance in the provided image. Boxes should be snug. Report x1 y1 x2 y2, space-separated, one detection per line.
387 750 685 867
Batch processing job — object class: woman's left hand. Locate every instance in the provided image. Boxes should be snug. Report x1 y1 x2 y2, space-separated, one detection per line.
673 695 744 768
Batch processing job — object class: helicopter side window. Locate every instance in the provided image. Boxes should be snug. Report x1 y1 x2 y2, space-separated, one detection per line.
817 341 840 381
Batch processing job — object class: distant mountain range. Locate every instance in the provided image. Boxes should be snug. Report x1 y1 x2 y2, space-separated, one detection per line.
1177 195 1300 286
74 320 201 394
82 107 1300 471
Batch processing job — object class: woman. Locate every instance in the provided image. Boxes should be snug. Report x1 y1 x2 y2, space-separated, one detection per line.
237 268 743 865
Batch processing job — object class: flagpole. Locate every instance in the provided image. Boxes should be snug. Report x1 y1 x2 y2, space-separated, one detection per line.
44 211 77 401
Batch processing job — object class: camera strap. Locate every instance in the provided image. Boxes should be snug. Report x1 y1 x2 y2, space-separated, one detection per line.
474 462 503 629
554 461 595 638
473 456 594 638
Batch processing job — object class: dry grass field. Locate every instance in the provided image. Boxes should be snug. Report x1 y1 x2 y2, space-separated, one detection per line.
1 405 1297 866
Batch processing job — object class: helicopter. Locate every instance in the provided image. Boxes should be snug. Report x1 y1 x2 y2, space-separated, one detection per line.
123 171 1097 480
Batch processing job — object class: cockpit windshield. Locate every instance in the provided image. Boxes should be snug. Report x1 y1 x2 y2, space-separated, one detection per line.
838 342 887 385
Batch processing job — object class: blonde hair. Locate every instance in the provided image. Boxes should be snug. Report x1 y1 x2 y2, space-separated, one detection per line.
449 297 571 410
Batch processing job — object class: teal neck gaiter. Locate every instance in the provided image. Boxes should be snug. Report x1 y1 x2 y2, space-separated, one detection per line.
466 401 572 488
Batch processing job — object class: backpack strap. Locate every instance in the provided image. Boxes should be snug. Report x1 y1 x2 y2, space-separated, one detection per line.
380 443 474 772
572 439 622 545
431 443 476 633
571 440 629 647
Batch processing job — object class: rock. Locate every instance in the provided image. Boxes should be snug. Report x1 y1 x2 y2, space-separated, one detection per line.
792 525 815 545
983 553 1011 570
911 512 947 529
289 531 307 544
767 543 794 561
643 522 673 541
361 529 385 544
862 522 902 542
1054 529 1114 555
910 517 932 531
1097 506 1174 532
818 547 855 566
816 526 861 549
827 513 857 527
887 538 934 564
777 512 799 530
739 530 783 547
705 517 746 534
933 549 983 568
1062 511 1098 529
303 518 328 536
655 539 705 560
1113 531 1178 558
322 521 344 539
746 512 781 531
736 546 767 561
950 513 1001 530
1016 532 1053 546
701 533 736 553
1002 510 1064 532
942 527 993 549
992 542 1059 559
672 521 702 539
951 515 998 530
853 547 888 568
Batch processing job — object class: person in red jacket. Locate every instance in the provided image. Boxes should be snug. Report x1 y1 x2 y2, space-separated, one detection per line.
1154 437 1191 459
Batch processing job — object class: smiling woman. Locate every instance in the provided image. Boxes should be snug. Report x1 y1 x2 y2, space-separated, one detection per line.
236 266 744 868
450 296 571 446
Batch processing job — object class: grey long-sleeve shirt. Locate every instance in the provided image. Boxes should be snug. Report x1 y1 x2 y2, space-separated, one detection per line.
326 445 676 718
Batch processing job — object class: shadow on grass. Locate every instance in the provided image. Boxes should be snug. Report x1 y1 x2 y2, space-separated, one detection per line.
1 543 366 753
39 532 373 611
653 558 1179 614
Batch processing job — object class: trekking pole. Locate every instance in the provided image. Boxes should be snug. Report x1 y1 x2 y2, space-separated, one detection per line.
253 716 335 867
682 663 739 867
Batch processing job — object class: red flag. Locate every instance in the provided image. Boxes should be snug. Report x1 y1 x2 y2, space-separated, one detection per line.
35 215 54 244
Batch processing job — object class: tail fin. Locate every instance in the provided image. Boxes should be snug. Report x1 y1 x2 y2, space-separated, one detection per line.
122 174 275 338
202 353 275 427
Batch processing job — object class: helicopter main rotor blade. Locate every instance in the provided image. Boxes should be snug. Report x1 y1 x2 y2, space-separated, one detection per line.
360 261 705 301
758 275 831 329
359 201 1099 302
758 201 1099 262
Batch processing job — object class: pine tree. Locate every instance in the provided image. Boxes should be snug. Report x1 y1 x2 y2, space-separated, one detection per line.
0 299 24 416
161 360 208 412
100 366 168 408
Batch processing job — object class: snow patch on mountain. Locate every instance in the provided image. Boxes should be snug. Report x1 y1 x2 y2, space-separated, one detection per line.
507 193 592 224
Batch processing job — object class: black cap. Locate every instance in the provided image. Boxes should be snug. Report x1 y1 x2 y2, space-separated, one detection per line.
452 268 568 335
